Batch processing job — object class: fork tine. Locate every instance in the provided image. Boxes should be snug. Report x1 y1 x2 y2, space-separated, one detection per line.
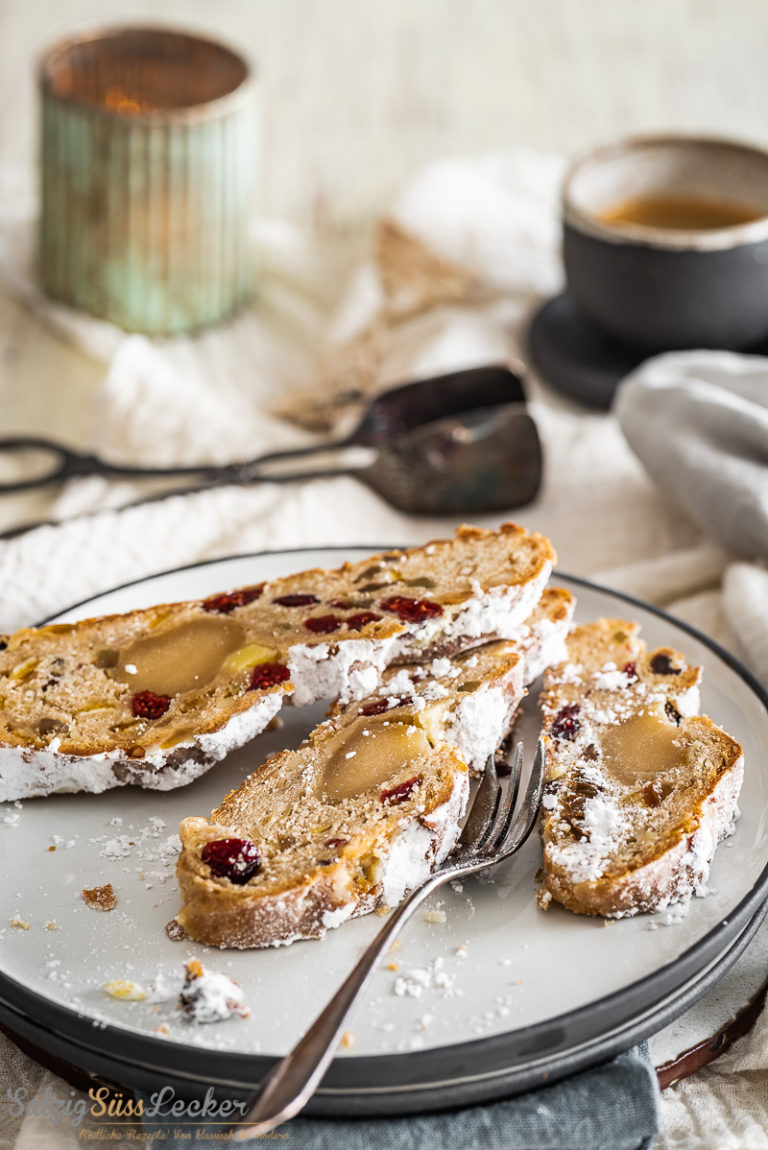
458 754 502 854
480 742 523 857
506 743 523 811
497 737 547 858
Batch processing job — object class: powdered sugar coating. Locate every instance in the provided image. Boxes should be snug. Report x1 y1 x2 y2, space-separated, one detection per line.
448 686 513 773
0 690 284 801
287 636 398 706
378 771 469 908
394 574 549 662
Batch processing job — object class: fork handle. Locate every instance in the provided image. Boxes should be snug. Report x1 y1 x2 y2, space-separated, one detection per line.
233 874 443 1140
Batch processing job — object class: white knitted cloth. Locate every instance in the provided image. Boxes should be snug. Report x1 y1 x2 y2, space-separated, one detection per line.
0 151 766 1150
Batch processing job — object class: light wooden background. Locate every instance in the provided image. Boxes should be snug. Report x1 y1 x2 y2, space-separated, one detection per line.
1 0 768 226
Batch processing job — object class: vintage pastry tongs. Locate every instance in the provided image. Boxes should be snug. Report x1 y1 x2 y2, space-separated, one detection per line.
0 364 542 529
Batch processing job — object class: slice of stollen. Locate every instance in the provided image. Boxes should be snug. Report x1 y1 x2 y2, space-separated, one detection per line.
538 618 744 918
0 523 555 801
175 588 575 948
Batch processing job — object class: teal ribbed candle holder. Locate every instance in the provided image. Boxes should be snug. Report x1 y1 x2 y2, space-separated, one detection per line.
39 27 257 335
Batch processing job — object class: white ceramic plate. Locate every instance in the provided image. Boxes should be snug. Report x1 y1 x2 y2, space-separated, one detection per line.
1 549 767 1112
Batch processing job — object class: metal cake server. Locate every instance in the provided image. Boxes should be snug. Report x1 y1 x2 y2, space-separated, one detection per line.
240 401 541 514
0 363 527 493
0 363 542 534
231 738 546 1139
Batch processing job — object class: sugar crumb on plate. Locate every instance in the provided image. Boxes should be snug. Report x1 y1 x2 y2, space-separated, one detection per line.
178 960 249 1024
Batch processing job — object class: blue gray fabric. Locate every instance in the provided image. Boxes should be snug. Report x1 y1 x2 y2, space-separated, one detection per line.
137 1042 660 1150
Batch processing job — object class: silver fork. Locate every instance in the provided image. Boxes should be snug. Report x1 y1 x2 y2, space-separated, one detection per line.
232 738 546 1140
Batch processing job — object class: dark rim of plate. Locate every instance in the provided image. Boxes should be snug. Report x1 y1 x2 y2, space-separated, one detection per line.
3 548 767 1103
2 895 765 1117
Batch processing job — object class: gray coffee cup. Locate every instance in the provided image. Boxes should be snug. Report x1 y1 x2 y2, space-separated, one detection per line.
563 135 768 351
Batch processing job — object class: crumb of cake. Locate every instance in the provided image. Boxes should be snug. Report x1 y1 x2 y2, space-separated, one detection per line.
48 845 56 852
393 959 455 999
387 962 399 972
376 905 391 916
340 1030 356 1050
648 899 692 928
82 883 116 911
388 938 402 954
423 908 447 925
44 921 58 931
178 961 249 1024
154 1024 170 1036
104 979 146 1001
165 918 187 941
393 975 423 998
9 915 29 931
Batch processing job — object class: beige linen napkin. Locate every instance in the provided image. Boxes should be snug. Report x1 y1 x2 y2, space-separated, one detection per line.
0 150 764 1150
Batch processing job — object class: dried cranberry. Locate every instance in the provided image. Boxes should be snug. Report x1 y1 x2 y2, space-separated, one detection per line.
324 837 349 849
622 661 638 683
273 593 319 607
380 596 443 623
131 691 171 720
643 782 663 808
303 615 341 634
665 700 682 725
202 586 263 614
650 653 681 675
165 919 186 941
360 698 391 716
552 703 580 742
329 600 349 609
359 695 413 717
381 776 421 806
201 838 261 884
346 611 382 631
248 663 290 690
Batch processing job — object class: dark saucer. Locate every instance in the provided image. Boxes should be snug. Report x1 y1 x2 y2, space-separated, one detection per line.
528 291 768 411
527 292 649 410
